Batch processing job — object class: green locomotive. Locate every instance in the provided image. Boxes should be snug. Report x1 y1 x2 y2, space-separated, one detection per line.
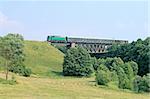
47 36 68 42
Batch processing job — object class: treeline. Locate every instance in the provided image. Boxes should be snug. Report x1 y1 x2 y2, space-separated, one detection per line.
108 37 150 76
0 33 31 80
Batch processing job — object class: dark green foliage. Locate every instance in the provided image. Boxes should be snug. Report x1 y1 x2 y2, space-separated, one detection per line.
91 57 99 71
63 47 93 76
55 45 68 54
133 74 150 92
9 65 32 77
108 37 150 76
21 67 32 77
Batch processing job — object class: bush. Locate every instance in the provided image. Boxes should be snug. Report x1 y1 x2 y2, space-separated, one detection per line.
9 65 32 77
133 74 150 92
20 67 32 77
91 57 99 71
63 47 93 76
117 67 131 89
96 64 111 85
129 61 138 76
96 57 136 90
96 70 111 85
110 71 118 81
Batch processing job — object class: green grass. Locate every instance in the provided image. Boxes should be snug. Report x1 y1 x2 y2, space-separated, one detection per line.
23 41 64 77
0 73 149 99
0 40 149 99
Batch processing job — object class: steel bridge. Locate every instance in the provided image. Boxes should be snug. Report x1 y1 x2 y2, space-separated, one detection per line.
50 37 128 53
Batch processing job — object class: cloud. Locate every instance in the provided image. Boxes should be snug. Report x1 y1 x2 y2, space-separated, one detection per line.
0 11 24 33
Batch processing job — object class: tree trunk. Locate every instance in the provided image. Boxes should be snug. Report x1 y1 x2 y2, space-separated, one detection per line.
5 60 8 80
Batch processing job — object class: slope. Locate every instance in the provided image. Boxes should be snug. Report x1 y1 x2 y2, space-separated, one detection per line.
23 41 64 77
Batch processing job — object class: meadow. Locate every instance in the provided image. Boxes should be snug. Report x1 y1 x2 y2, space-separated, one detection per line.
0 41 149 99
0 72 149 99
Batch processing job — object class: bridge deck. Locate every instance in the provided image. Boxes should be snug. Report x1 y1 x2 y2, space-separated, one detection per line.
68 37 128 44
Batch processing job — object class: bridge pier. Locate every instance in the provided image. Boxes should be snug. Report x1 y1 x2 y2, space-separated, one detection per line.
70 42 76 48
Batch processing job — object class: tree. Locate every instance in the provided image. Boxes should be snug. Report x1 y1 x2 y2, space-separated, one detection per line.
108 37 150 76
95 57 140 90
0 33 31 79
63 47 93 76
116 67 130 89
96 64 111 85
110 57 124 71
91 57 99 71
128 61 138 76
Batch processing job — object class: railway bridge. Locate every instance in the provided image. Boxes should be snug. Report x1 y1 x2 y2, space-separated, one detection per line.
47 36 128 53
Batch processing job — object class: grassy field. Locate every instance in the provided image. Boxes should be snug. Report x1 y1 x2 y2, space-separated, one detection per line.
0 41 149 99
0 72 149 99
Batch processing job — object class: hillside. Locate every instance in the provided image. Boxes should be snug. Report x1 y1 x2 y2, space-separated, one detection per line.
23 41 64 77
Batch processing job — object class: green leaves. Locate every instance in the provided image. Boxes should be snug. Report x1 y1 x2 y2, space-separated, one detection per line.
108 37 150 76
133 74 150 92
0 33 31 77
96 69 111 85
63 47 93 76
96 57 136 90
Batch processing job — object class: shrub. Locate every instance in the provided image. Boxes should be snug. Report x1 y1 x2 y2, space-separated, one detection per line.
117 67 130 89
91 57 99 71
133 74 150 92
96 64 111 85
9 65 32 77
96 70 111 85
110 71 118 81
110 57 124 71
96 57 138 90
129 61 138 76
20 67 32 77
63 47 93 76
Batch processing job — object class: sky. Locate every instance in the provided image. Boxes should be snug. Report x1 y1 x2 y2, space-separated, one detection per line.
0 0 149 42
